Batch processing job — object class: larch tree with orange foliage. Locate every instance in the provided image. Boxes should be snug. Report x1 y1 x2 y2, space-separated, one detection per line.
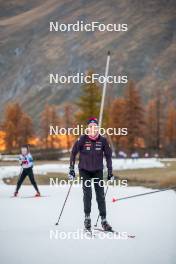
2 102 33 152
63 103 75 152
165 104 176 146
123 81 145 153
40 104 60 149
109 97 127 151
145 100 158 150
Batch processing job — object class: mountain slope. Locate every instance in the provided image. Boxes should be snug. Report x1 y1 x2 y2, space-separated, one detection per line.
0 0 175 126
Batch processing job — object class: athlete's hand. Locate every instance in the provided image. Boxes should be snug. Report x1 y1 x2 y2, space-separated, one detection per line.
68 166 76 180
22 160 28 165
107 170 114 182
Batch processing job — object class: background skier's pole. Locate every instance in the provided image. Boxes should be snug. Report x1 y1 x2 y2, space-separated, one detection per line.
94 185 109 227
112 186 176 203
98 51 110 127
55 181 73 225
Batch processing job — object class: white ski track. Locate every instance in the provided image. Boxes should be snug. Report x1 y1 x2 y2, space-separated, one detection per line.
20 195 50 199
1 185 175 264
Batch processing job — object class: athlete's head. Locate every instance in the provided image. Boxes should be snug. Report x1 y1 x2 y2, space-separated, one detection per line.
87 117 99 137
21 145 29 155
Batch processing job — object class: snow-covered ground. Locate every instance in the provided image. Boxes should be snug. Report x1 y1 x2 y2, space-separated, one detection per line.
0 184 175 264
112 158 164 170
0 158 165 180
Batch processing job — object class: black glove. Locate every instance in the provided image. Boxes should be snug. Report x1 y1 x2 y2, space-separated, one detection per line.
68 165 76 180
107 170 114 181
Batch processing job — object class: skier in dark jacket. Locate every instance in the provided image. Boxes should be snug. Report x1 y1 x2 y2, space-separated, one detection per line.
68 117 114 231
14 145 40 197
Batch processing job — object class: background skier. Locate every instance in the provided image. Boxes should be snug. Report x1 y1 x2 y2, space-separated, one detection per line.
14 145 40 197
68 117 114 231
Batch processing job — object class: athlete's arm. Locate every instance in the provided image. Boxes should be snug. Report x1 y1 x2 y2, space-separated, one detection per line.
70 138 81 168
103 138 112 172
18 155 23 166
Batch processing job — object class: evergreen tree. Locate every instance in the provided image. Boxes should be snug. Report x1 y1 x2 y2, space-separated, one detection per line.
145 90 164 152
75 71 102 125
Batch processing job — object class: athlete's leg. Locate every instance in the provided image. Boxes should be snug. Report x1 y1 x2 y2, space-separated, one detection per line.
15 169 27 193
28 168 40 193
80 169 92 217
93 170 106 218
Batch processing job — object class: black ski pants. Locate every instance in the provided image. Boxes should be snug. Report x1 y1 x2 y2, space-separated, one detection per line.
79 169 106 218
16 167 39 193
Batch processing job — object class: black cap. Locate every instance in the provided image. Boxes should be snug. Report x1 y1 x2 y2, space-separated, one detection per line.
87 117 98 125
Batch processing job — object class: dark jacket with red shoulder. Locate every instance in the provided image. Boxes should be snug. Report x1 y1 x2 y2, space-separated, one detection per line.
70 135 112 172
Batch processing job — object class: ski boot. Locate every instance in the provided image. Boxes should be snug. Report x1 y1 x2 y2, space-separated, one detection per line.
14 191 18 197
101 218 112 231
84 215 91 231
35 192 41 197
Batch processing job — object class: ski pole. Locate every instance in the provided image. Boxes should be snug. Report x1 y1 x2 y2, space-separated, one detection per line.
55 181 73 225
94 185 109 227
99 51 110 127
112 186 176 203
